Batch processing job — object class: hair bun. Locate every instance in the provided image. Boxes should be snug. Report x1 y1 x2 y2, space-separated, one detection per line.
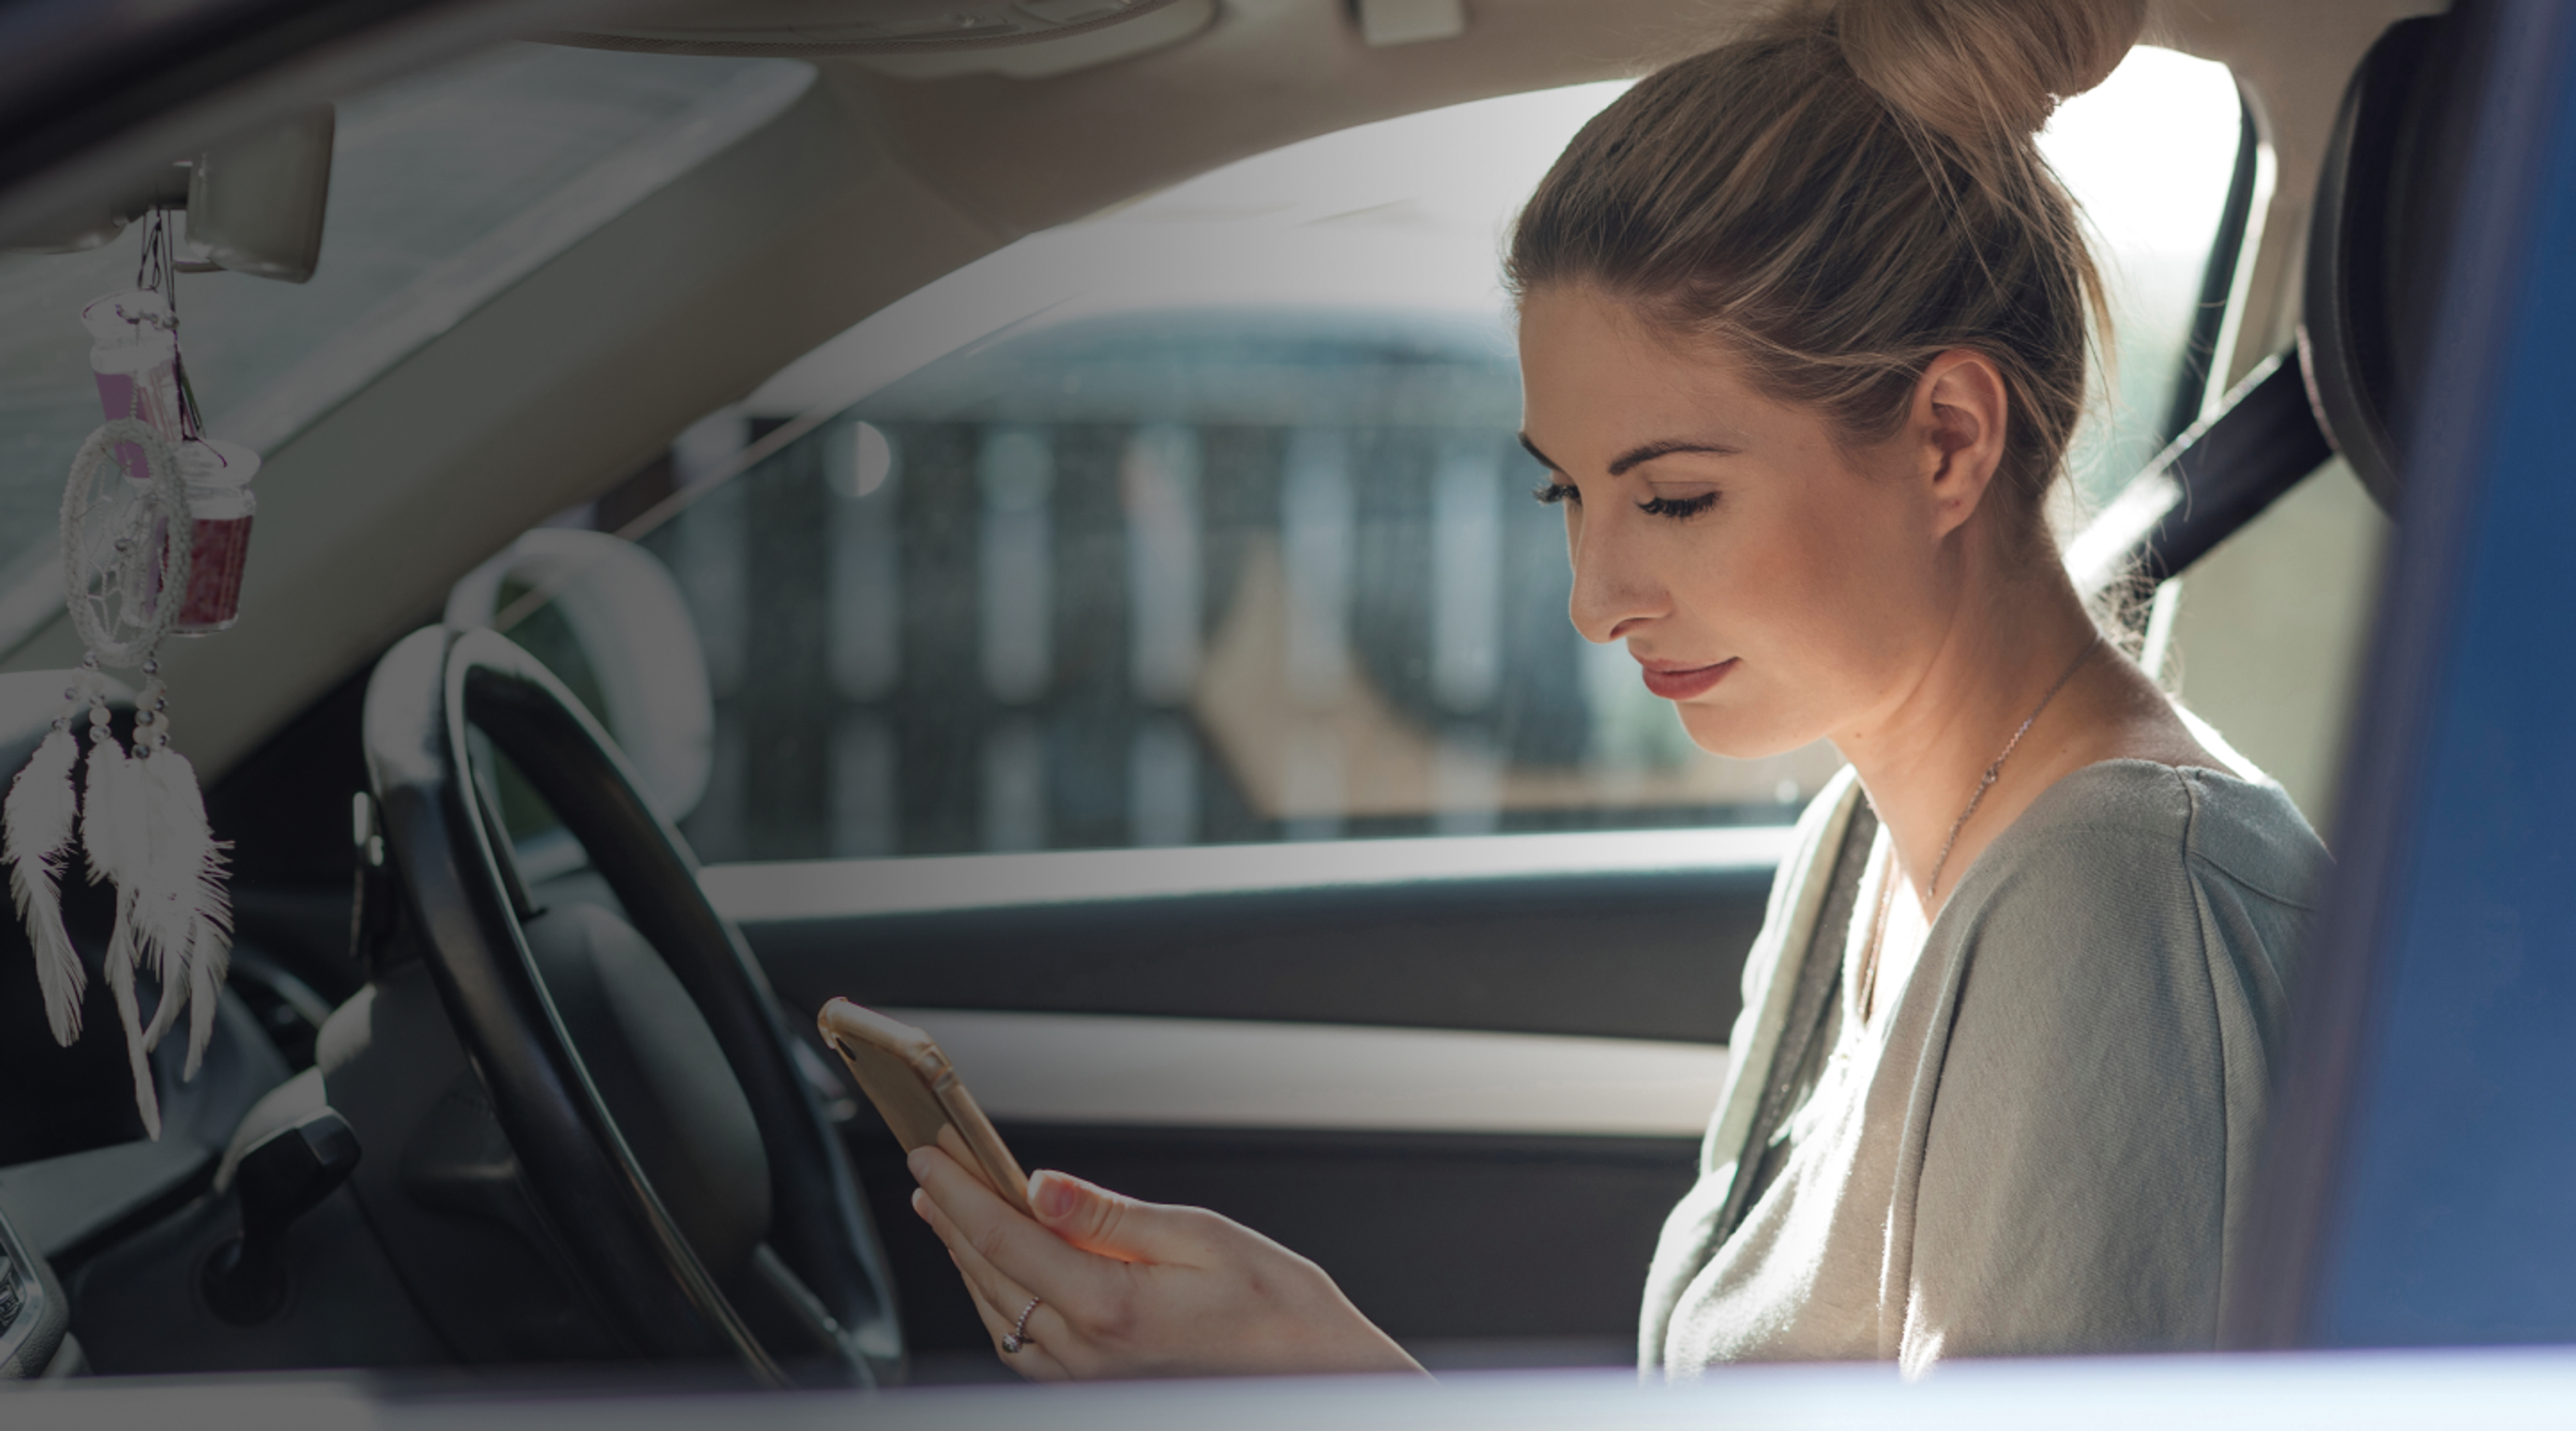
1834 0 2147 144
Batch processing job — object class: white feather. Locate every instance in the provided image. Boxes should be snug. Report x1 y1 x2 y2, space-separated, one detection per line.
80 733 142 890
83 737 158 997
138 754 207 967
101 890 138 1016
15 868 80 1047
184 913 226 1079
5 726 85 1045
105 939 161 1140
69 706 233 1096
79 735 154 1047
87 736 185 1053
89 740 184 1055
138 924 182 1053
133 749 228 1074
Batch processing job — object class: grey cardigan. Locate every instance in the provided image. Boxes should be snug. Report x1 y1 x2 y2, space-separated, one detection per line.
1640 759 2326 1376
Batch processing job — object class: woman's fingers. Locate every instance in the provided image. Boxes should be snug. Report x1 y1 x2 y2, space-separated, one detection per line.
910 1146 1421 1381
1026 1169 1148 1262
913 1185 1037 1325
1026 1168 1220 1265
951 1249 1070 1381
908 1145 1110 1302
932 1122 1009 1201
912 1181 1095 1376
916 1189 1075 1379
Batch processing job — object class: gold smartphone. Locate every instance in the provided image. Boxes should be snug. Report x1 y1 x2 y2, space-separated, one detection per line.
816 998 1034 1217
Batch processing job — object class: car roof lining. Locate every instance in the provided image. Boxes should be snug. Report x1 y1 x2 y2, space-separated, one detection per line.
549 0 1209 64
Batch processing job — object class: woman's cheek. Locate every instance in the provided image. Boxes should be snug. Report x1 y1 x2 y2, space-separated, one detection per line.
1677 602 1847 759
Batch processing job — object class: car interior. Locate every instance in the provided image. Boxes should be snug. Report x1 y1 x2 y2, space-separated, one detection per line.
0 0 2462 1391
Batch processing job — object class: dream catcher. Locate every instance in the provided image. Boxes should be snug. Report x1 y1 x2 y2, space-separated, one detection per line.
3 210 258 1138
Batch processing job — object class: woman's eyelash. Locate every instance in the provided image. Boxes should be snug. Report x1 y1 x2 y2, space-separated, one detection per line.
1639 492 1719 519
1530 482 1715 519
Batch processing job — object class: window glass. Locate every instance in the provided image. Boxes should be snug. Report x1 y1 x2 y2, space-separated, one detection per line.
0 45 804 645
611 50 2246 863
2046 46 2251 505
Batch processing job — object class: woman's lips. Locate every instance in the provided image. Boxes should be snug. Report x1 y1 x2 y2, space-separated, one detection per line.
1640 658 1737 701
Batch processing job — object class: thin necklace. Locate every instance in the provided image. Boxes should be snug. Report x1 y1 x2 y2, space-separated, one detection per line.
1856 632 2103 1021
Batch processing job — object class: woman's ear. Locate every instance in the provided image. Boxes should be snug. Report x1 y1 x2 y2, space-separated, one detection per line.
1912 350 2010 539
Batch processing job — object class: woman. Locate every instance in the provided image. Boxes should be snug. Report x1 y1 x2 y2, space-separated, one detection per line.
906 0 2326 1379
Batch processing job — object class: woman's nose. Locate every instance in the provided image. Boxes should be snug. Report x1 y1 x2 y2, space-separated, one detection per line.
1566 513 1668 645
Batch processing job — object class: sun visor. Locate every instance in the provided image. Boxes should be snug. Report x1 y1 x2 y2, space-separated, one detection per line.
551 0 1216 78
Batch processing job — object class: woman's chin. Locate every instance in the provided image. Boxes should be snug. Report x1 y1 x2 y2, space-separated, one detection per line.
1675 703 1812 762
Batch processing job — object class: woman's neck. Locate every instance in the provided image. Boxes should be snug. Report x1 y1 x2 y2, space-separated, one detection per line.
1832 558 2209 916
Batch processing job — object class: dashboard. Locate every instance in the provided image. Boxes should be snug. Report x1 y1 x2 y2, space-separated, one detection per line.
0 1189 71 1377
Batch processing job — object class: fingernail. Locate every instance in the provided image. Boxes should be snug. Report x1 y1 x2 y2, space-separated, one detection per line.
1032 1170 1079 1220
910 1188 928 1220
907 1147 930 1178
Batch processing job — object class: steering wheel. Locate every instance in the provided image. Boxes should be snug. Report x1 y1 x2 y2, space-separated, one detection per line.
360 625 900 1385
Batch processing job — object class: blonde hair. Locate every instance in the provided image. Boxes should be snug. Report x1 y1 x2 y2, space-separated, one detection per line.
1506 0 2147 539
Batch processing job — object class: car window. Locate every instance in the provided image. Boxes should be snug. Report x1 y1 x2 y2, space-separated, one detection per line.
0 44 808 654
542 49 2247 863
2049 47 2257 505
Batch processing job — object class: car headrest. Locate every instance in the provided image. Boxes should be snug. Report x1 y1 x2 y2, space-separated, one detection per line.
2300 13 2477 515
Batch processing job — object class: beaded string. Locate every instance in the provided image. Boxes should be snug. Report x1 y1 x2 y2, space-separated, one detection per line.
133 656 166 757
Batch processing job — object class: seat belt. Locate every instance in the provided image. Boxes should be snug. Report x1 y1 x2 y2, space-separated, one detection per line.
1709 798 1880 1247
2063 350 2333 596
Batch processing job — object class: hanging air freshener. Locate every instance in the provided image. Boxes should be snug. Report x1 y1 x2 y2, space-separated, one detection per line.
79 217 260 635
3 211 238 1138
80 289 186 482
174 437 258 633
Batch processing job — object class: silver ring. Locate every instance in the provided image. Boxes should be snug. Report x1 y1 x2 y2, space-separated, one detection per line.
1002 1295 1041 1354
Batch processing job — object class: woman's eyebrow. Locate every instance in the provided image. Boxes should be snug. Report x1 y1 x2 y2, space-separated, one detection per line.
1516 433 1741 476
1606 439 1740 475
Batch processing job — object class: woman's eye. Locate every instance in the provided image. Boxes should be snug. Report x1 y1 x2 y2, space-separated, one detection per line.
1532 482 1580 506
1638 491 1719 519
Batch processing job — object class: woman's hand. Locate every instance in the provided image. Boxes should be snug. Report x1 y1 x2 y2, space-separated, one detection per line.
906 1134 1426 1381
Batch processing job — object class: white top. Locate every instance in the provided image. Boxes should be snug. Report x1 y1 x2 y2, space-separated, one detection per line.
1639 759 2328 1376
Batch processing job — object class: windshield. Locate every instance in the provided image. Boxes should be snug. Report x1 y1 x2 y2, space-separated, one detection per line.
0 44 808 649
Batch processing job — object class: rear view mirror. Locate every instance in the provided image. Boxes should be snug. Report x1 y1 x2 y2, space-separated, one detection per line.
184 107 333 282
2 107 333 282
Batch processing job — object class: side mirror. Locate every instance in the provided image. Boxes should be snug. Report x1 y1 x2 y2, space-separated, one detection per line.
445 531 714 826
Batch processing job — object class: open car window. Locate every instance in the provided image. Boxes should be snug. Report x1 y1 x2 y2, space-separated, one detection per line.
508 48 2247 864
